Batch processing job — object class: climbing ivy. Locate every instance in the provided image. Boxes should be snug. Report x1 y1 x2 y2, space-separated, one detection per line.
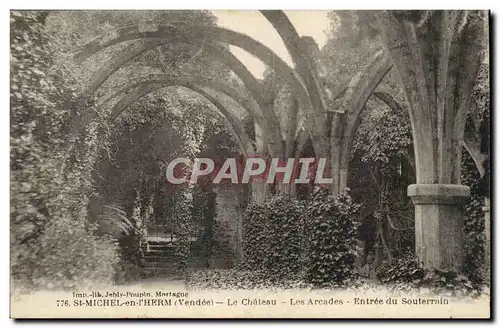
462 151 486 286
242 195 306 283
242 190 360 287
10 11 120 290
304 189 361 287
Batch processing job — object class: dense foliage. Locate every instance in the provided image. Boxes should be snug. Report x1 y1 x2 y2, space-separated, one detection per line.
462 152 486 286
304 189 361 287
10 10 238 290
241 190 360 287
375 254 479 296
185 269 282 290
10 11 120 290
210 220 236 268
242 195 305 283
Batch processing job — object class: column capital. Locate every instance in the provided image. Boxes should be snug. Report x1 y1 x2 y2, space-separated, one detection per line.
408 184 470 205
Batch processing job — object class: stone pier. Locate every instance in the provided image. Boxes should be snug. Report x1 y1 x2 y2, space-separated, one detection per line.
408 184 470 271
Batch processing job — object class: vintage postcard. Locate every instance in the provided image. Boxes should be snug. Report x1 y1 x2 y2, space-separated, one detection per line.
10 9 491 319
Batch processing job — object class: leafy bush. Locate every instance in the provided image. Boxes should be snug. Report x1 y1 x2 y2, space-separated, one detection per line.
169 189 200 271
186 269 268 290
243 195 305 281
241 202 267 270
375 255 479 296
10 11 121 290
113 195 145 284
464 194 486 285
185 269 311 290
30 219 120 290
461 151 487 286
210 220 235 268
375 254 424 284
114 232 144 284
422 269 478 297
242 189 361 288
304 189 361 287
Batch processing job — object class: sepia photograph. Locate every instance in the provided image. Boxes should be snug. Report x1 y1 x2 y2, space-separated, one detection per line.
9 8 491 319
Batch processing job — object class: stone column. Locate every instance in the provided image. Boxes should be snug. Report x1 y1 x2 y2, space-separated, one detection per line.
376 11 486 272
408 184 470 271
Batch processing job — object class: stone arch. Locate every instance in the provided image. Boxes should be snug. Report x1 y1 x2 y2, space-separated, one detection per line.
75 24 308 104
100 74 261 120
373 91 486 178
375 11 486 271
112 83 254 157
101 74 263 153
198 44 282 153
188 85 255 156
73 23 322 149
92 72 280 156
260 10 326 118
201 44 276 121
260 10 333 160
108 76 266 154
377 11 484 185
72 18 401 196
98 76 258 262
373 91 403 112
331 51 393 194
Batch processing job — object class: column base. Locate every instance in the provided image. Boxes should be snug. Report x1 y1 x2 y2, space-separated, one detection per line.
408 184 470 272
